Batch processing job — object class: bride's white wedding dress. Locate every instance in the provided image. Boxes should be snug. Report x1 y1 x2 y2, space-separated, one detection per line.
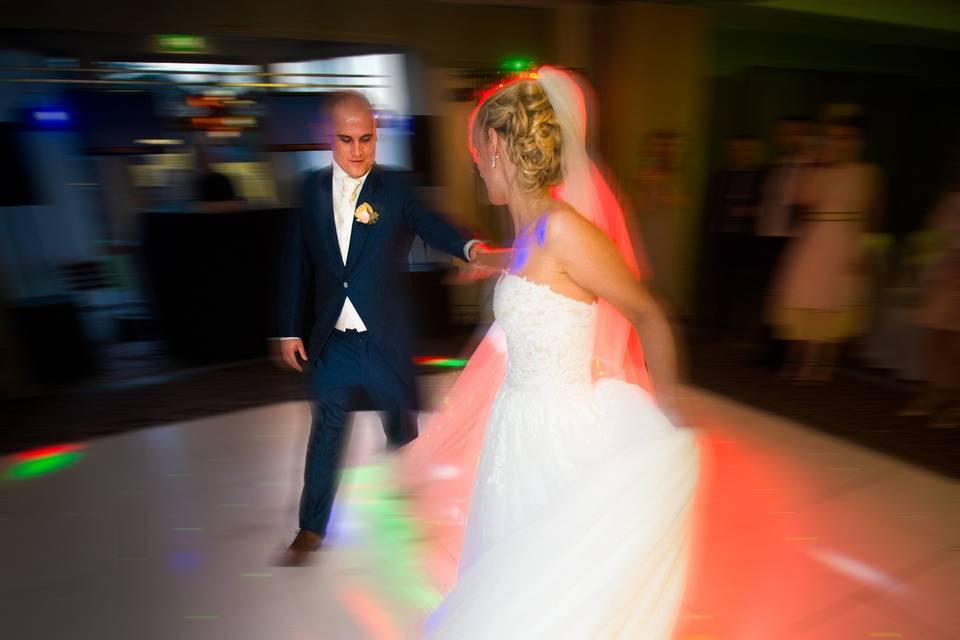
426 273 699 639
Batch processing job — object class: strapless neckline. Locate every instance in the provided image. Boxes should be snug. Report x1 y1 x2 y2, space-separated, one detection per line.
501 273 597 311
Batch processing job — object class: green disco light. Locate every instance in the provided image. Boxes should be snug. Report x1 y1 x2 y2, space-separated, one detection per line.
3 443 87 480
500 57 535 72
5 451 85 480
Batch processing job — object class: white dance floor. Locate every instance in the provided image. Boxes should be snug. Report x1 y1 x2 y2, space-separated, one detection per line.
2 373 955 639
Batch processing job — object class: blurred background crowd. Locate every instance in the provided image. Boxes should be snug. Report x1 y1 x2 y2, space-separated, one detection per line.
1 0 957 473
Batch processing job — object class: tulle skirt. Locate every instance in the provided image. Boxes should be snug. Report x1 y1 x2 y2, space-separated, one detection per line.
425 379 699 639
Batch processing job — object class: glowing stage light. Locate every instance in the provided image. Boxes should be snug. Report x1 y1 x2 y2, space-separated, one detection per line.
31 109 70 124
413 357 468 369
809 548 906 594
500 57 536 72
340 466 443 610
205 130 241 138
190 116 255 128
154 34 207 55
4 443 86 480
338 583 404 640
186 95 226 108
9 444 84 460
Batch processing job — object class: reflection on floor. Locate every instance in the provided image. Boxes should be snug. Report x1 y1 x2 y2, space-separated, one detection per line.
687 338 959 478
1 374 955 639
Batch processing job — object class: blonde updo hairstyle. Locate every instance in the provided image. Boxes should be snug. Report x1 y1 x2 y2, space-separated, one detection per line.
471 80 564 194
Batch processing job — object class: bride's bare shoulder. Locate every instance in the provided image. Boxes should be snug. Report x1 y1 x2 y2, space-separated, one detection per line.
539 203 603 252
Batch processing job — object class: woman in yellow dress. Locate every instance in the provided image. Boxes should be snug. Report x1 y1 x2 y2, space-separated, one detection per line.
769 116 884 383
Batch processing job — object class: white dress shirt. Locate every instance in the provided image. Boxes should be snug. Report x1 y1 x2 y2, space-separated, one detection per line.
331 161 369 332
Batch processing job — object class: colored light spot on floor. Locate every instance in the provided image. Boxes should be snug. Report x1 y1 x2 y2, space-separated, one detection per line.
4 444 86 480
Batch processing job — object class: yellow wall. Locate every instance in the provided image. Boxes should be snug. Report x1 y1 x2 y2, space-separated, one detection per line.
594 3 709 314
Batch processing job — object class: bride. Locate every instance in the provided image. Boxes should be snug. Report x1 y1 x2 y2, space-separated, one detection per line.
383 67 700 639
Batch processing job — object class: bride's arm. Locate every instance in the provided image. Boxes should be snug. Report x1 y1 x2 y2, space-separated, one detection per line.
545 209 681 412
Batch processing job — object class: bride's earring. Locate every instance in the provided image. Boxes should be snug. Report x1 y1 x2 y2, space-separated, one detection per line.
491 153 499 170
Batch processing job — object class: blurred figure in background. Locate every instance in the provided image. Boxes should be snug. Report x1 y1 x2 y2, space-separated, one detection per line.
768 115 884 383
192 146 241 212
702 134 765 338
633 130 688 310
757 116 816 239
755 115 816 363
900 165 960 428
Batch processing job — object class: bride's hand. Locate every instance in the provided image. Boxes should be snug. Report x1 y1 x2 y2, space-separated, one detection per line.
447 245 509 283
470 245 511 272
656 377 694 427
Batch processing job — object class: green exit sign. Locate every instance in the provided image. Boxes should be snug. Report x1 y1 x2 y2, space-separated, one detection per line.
155 34 207 54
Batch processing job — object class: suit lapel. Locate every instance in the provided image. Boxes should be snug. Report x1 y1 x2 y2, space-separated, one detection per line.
345 165 381 275
313 167 342 273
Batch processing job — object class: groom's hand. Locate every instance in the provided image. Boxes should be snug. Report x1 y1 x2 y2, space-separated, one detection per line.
467 241 488 263
270 338 307 372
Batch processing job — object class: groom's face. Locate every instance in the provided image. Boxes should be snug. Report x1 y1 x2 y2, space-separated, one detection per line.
330 101 377 178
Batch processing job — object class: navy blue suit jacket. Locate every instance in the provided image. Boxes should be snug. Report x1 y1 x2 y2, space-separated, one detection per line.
276 164 472 391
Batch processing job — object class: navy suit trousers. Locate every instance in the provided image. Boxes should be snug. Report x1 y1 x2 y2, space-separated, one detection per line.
299 329 417 537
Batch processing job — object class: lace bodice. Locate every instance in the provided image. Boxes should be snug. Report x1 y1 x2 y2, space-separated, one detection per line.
493 274 597 391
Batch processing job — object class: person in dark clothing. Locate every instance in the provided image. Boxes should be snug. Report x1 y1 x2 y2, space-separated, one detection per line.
193 147 241 210
754 115 816 366
701 135 766 337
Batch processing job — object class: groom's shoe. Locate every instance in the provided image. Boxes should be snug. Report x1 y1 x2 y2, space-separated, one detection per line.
278 529 322 567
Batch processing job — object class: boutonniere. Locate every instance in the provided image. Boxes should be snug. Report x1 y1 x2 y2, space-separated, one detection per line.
354 202 380 225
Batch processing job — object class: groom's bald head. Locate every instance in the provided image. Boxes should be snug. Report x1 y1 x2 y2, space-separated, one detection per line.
324 91 377 178
323 91 375 124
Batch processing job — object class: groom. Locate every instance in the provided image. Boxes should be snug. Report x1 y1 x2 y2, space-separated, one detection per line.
272 91 484 565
